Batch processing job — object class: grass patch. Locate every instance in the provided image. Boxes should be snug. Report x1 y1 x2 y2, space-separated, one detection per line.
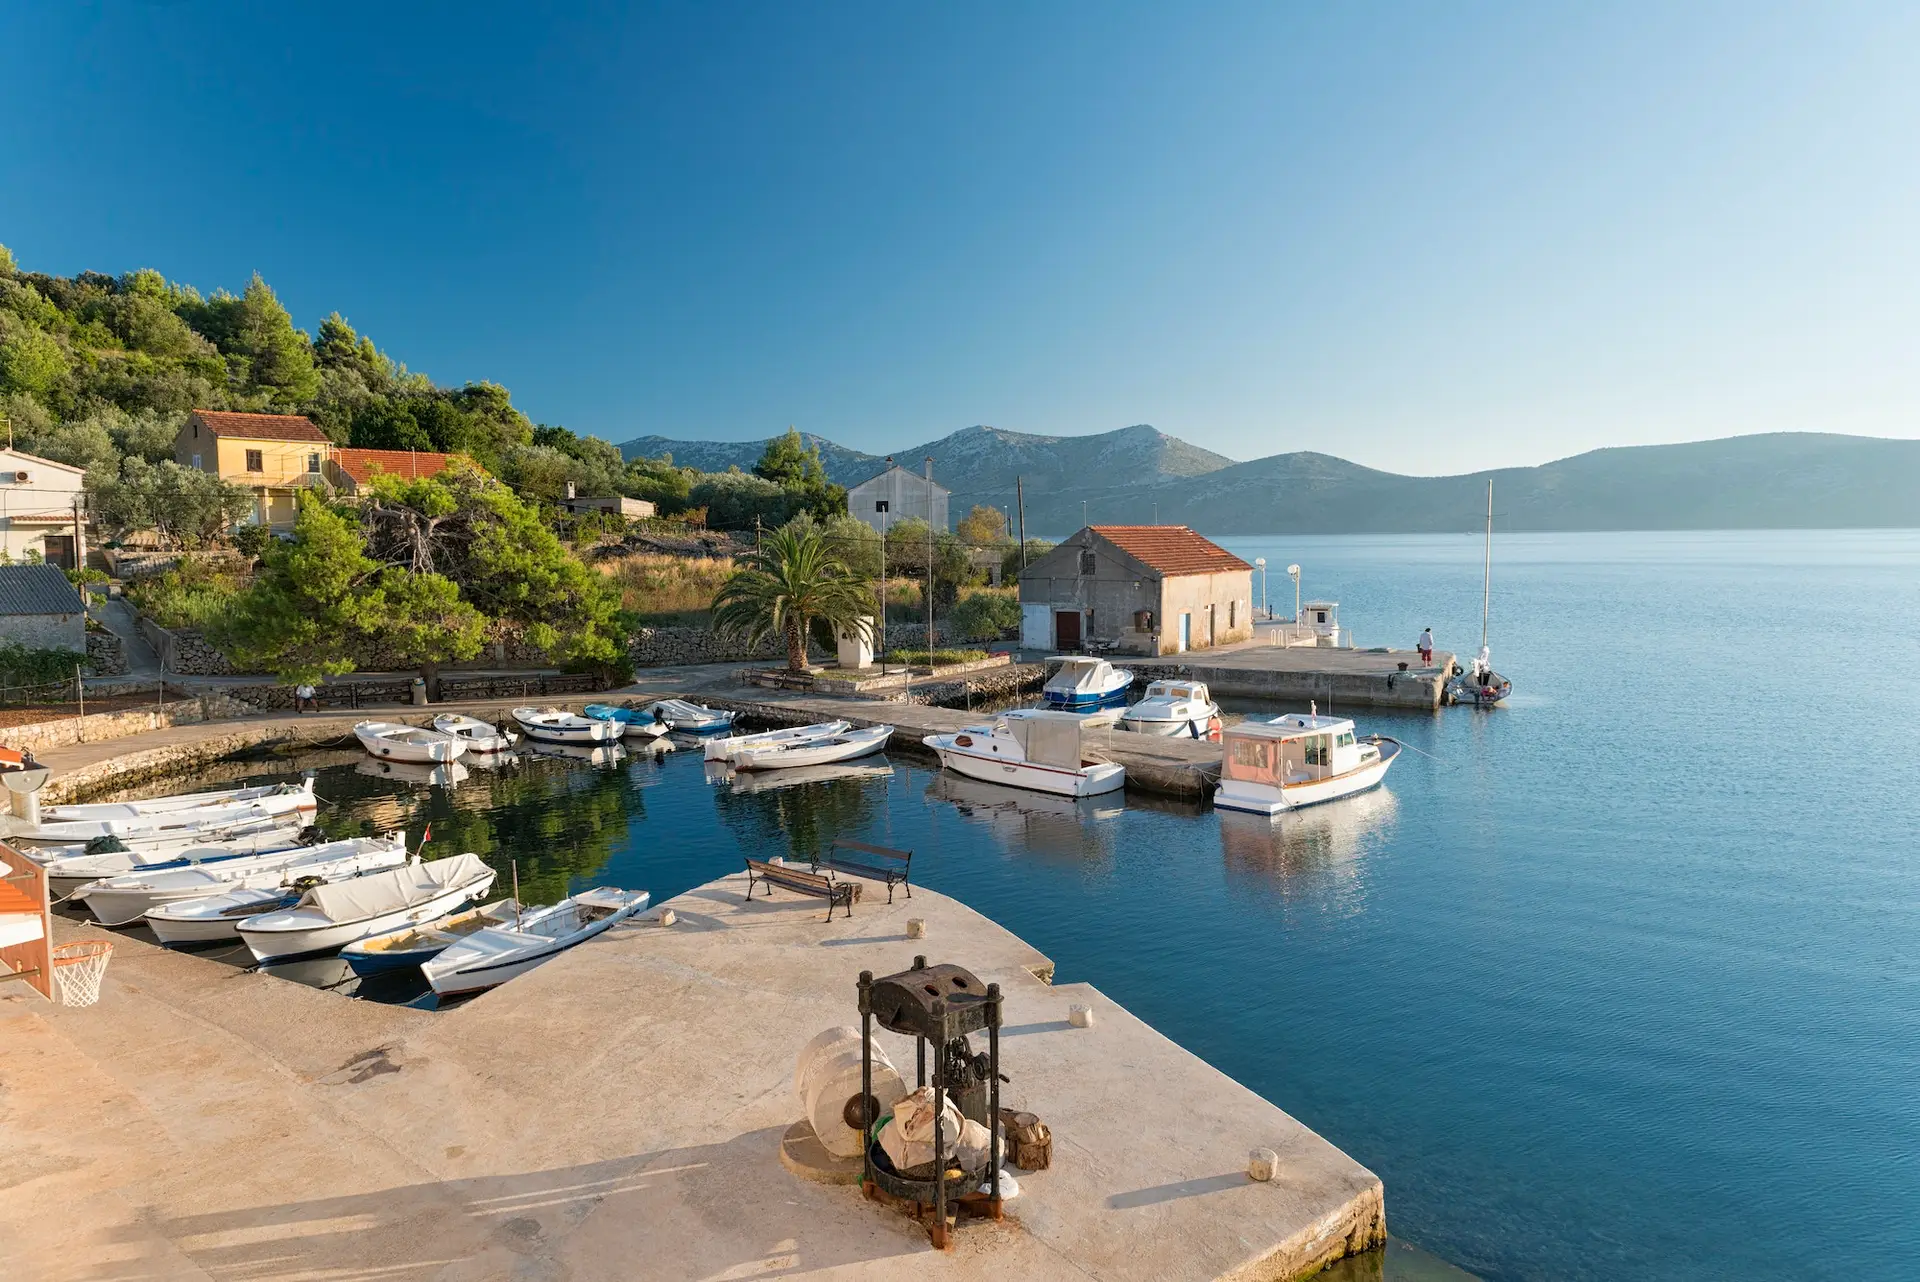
882 648 990 667
123 561 248 632
599 552 734 616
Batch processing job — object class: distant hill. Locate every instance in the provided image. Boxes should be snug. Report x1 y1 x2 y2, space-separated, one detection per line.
621 426 1920 533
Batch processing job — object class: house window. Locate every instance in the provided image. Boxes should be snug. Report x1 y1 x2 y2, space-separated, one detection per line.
245 449 264 473
308 453 321 473
192 422 199 438
190 453 202 469
1229 600 1238 628
1078 550 1097 576
875 500 889 514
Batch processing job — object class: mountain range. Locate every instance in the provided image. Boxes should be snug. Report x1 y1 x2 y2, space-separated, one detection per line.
620 426 1920 534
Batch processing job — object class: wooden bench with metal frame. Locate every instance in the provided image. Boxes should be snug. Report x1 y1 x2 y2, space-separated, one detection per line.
743 857 855 922
811 839 912 904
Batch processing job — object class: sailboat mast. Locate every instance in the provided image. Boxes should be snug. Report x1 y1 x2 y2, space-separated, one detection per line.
1481 479 1493 652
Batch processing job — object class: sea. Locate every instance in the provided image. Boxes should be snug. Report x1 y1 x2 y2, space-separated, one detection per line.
109 529 1920 1281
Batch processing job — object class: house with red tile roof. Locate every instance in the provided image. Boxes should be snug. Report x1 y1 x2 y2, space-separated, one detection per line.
326 447 459 495
1016 525 1253 655
175 410 333 529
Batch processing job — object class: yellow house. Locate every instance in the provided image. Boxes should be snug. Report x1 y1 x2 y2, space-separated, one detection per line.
176 410 333 529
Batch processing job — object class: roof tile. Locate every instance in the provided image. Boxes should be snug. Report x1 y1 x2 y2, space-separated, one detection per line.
332 448 457 485
1090 525 1251 576
190 410 331 443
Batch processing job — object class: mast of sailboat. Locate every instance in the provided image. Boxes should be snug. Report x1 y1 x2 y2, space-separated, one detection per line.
1480 478 1493 654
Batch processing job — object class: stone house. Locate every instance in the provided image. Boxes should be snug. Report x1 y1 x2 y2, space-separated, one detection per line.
0 563 87 654
0 449 87 569
559 482 655 520
175 410 332 529
1018 525 1253 656
327 447 458 495
848 461 949 534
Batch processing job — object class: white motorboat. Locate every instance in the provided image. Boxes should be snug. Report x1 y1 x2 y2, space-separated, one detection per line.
43 779 309 824
649 698 737 733
422 887 650 998
148 884 313 945
340 899 523 975
512 707 622 745
729 725 893 771
702 720 851 762
1119 680 1223 740
431 713 520 753
79 834 410 927
3 777 317 850
1446 479 1514 708
41 821 311 898
1042 657 1135 711
923 709 1126 798
237 853 498 963
354 720 468 764
1213 711 1402 816
584 704 670 739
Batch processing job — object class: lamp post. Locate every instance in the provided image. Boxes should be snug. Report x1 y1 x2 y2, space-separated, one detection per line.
1254 557 1267 619
1287 564 1301 625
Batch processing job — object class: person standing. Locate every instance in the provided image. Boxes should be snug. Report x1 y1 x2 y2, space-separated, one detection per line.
1417 628 1434 664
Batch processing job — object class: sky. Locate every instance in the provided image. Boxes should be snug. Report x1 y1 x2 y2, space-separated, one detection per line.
3 1 1918 474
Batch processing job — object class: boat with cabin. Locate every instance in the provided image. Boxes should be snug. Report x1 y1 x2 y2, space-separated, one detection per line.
703 720 850 762
1213 711 1401 816
1119 680 1222 739
431 713 519 753
923 709 1126 798
512 707 622 745
237 853 498 963
1042 656 1135 711
422 887 651 998
77 834 410 927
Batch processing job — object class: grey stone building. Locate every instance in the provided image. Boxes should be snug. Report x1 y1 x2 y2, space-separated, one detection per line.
847 461 950 534
0 563 87 654
1018 525 1253 656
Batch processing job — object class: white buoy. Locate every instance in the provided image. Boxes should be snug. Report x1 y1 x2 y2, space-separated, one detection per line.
658 909 677 926
1248 1148 1279 1181
1069 1003 1094 1028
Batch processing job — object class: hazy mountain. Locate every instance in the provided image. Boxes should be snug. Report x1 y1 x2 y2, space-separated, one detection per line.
621 426 1920 533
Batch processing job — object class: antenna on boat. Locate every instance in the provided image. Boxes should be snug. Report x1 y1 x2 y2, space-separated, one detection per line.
1481 478 1493 656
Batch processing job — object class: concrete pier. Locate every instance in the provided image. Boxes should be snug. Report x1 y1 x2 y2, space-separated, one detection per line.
4 876 1385 1280
1130 643 1456 711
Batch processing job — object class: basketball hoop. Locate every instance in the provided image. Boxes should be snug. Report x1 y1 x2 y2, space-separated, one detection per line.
51 940 113 1008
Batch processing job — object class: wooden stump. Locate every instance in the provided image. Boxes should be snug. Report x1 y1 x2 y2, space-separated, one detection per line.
999 1109 1052 1171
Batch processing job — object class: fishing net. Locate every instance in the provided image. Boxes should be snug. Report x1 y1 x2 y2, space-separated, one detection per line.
51 940 113 1008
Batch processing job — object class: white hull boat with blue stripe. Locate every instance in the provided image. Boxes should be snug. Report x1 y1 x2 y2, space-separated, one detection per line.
1042 657 1134 711
40 821 311 898
512 707 622 745
79 834 411 927
423 887 650 998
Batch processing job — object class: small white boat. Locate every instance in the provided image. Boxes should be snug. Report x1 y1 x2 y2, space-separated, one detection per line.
584 704 670 739
431 713 520 753
702 720 851 762
923 709 1126 798
3 778 317 850
43 779 309 824
512 707 621 745
1119 680 1223 740
1213 711 1402 816
41 821 311 898
729 725 892 771
237 853 498 963
340 899 522 975
148 884 313 945
422 887 650 998
1043 656 1135 711
649 698 737 733
354 720 468 764
79 835 410 927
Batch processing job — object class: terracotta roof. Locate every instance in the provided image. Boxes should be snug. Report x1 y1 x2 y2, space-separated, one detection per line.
1089 525 1251 576
332 448 456 485
190 410 331 443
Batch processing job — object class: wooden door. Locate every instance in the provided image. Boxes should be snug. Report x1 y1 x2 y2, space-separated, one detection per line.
1054 610 1081 650
41 535 74 570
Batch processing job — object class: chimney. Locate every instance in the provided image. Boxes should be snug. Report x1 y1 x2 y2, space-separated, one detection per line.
565 480 576 501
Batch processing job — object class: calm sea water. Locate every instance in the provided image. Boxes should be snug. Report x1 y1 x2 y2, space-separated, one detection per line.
121 530 1920 1281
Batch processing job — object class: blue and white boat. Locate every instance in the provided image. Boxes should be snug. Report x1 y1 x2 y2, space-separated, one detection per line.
1042 656 1135 712
649 699 738 734
339 898 523 975
583 703 670 739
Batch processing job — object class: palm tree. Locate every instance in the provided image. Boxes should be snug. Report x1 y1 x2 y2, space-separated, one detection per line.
712 522 876 672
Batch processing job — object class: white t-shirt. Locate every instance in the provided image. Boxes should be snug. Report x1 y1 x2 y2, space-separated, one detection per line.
1418 632 1433 650
295 684 315 698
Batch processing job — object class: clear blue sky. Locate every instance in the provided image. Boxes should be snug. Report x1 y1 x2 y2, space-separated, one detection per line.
4 2 1917 474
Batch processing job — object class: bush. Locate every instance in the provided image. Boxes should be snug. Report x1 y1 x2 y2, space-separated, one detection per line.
882 648 989 667
123 559 247 631
949 590 1021 641
0 641 85 686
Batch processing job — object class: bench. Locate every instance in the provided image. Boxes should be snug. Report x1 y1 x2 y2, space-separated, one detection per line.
812 839 912 904
743 858 855 922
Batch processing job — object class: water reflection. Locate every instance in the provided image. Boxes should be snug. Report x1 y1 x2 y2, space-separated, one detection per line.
715 761 895 794
1218 787 1398 908
355 758 469 788
924 772 1125 864
710 761 883 862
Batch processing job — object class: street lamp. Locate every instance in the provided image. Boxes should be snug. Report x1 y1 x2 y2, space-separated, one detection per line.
1286 564 1301 624
1253 557 1267 618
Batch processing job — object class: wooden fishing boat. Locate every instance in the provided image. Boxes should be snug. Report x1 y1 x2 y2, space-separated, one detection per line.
339 898 523 975
237 853 497 963
43 779 309 824
583 704 670 739
422 887 650 998
923 710 1126 798
1213 712 1401 816
431 713 519 753
40 821 312 898
648 698 737 733
511 707 622 744
5 777 317 850
702 720 850 762
728 725 892 771
78 834 409 927
354 721 468 764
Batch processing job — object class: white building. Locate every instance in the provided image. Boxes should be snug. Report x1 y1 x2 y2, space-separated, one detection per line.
847 461 949 534
0 450 87 569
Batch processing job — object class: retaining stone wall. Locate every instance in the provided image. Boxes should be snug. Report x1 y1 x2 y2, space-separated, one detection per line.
877 622 955 651
628 625 813 668
85 630 128 676
6 693 259 760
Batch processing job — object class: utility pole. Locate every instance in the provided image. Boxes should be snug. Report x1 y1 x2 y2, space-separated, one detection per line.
924 458 935 658
1016 477 1027 571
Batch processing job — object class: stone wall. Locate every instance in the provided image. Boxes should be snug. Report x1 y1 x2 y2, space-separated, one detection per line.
85 629 128 676
4 692 259 760
875 621 954 652
627 625 811 668
0 612 86 654
140 620 249 676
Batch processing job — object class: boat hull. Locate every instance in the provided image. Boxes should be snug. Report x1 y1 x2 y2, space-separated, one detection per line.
1043 685 1131 711
1214 742 1401 816
238 877 495 964
731 728 891 770
356 726 466 763
146 889 297 944
514 717 619 744
1118 713 1221 740
929 745 1126 798
423 894 649 997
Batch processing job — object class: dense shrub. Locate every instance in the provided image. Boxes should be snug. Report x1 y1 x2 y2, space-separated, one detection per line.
949 589 1021 641
123 560 247 631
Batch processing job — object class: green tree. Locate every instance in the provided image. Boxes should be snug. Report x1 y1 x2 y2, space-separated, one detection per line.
1001 538 1054 584
86 457 254 548
0 324 69 400
751 428 847 519
184 274 320 408
956 504 1011 549
885 517 974 607
949 590 1021 641
222 494 386 681
712 522 875 671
